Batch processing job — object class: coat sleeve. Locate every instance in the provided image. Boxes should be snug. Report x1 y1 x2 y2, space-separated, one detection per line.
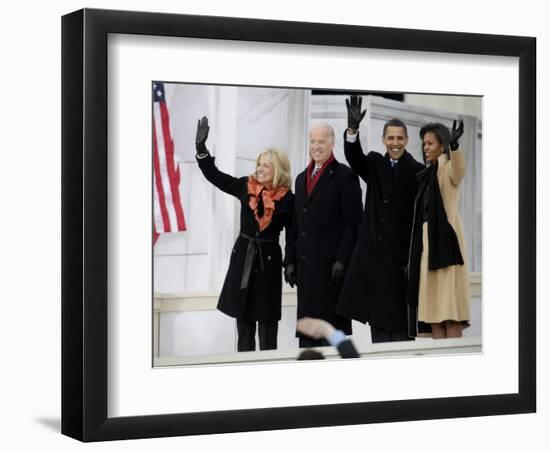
343 131 372 183
283 192 296 267
336 170 363 265
196 153 245 198
447 149 466 187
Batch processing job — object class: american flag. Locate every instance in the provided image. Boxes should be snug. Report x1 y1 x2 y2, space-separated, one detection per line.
153 82 186 244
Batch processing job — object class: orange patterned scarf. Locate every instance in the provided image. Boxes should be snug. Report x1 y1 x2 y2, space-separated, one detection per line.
247 177 289 232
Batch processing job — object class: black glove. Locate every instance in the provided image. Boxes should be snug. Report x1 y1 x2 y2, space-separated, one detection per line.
331 261 345 285
284 264 296 288
195 116 210 155
449 119 464 151
345 95 366 132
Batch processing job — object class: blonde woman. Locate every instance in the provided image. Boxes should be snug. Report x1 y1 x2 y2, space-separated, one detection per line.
406 120 470 339
195 116 295 351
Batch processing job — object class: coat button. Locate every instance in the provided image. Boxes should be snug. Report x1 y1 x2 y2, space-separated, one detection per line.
379 217 385 223
255 232 259 237
267 255 271 261
300 231 306 236
300 255 306 260
377 237 383 242
383 199 389 204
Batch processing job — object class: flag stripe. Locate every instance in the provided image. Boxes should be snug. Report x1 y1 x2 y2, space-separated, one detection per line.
152 82 187 243
154 103 178 229
153 124 172 232
153 175 164 232
153 222 160 245
159 101 186 230
152 122 165 232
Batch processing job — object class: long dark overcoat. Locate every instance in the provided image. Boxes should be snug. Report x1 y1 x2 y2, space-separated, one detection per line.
197 154 294 322
291 158 362 335
336 133 424 333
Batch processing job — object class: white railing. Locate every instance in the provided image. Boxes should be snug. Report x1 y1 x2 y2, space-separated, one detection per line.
154 273 481 312
153 273 482 366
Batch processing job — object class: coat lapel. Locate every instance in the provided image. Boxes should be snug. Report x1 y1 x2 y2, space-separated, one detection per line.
305 159 338 205
388 151 415 194
390 153 407 189
380 154 394 197
293 171 308 210
300 171 308 200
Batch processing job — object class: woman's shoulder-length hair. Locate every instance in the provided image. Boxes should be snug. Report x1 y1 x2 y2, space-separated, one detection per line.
253 148 292 189
419 122 452 163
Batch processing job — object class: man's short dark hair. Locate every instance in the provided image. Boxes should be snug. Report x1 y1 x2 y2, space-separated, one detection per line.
297 349 326 360
383 118 408 137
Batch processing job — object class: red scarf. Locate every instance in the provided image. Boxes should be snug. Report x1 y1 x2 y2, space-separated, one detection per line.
306 153 334 195
247 177 289 232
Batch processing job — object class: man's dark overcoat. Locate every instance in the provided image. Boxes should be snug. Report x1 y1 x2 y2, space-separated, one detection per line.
291 158 362 335
336 133 424 333
197 154 294 321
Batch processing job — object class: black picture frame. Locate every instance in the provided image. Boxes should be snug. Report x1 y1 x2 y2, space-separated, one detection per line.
61 8 536 442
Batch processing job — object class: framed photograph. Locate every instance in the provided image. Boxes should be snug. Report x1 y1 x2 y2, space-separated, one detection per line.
151 82 484 366
62 8 536 442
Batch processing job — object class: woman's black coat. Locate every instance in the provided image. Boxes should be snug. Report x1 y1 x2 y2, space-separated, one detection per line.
290 158 363 335
197 154 294 322
336 134 424 333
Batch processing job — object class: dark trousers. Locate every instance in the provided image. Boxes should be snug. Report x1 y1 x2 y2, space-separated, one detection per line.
236 319 278 352
298 336 330 349
370 326 414 344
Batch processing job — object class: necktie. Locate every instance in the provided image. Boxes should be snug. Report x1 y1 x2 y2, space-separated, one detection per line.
311 166 320 179
390 160 396 181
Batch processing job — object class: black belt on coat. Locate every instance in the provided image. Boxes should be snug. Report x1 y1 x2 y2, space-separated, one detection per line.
239 232 277 289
